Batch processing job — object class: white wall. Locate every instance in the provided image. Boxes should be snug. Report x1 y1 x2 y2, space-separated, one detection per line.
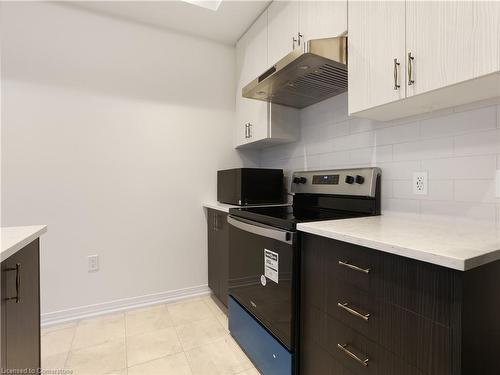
261 94 500 225
0 2 258 319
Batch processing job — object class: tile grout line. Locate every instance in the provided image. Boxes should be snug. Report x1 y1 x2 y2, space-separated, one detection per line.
62 320 78 370
124 312 130 372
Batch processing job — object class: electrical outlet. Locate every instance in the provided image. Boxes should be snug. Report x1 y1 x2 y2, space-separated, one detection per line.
496 169 500 198
413 172 428 195
88 255 99 272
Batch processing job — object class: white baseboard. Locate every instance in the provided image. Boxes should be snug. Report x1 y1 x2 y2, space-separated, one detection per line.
41 284 211 327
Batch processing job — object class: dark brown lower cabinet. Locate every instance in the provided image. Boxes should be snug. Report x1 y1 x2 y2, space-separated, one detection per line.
300 233 500 375
207 208 229 306
1 239 41 371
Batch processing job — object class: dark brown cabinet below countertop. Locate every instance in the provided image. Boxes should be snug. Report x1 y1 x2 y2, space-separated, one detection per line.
301 233 500 375
1 239 41 372
207 208 229 307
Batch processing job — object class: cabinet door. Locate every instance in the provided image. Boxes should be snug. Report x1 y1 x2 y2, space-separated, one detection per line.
348 1 406 114
268 0 299 65
1 240 40 371
235 10 269 147
214 211 229 306
299 0 347 42
406 1 500 97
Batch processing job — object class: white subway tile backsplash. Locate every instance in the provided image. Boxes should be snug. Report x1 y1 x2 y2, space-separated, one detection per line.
422 155 496 180
454 180 497 203
319 150 350 169
305 139 333 155
375 122 420 145
381 180 393 199
301 120 350 143
260 94 500 225
420 201 497 223
393 137 454 161
331 131 376 151
393 180 454 201
348 117 389 134
420 106 497 139
382 198 420 215
454 130 500 156
349 145 393 165
377 160 421 180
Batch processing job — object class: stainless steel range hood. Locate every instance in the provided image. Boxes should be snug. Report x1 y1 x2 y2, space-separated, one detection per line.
242 36 347 109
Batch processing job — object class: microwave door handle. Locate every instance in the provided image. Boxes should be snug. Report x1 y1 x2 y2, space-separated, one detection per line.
227 216 293 244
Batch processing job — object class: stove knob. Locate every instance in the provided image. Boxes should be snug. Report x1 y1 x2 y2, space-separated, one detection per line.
355 175 365 184
293 177 307 184
345 175 354 184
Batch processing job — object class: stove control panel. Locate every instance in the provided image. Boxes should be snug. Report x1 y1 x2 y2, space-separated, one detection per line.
291 168 381 197
312 174 339 185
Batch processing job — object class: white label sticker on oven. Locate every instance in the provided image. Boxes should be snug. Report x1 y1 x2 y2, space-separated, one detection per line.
264 249 279 284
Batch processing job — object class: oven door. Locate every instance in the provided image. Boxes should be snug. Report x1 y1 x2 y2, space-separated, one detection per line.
228 215 298 351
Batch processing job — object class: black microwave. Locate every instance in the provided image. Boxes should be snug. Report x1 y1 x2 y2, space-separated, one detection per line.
217 168 284 206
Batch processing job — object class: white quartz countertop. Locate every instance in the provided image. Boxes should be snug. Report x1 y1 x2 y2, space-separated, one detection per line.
203 201 290 213
297 215 500 271
1 225 47 262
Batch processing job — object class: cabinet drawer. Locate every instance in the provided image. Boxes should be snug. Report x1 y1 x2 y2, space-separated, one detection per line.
309 234 460 326
229 297 293 375
326 269 454 374
376 252 460 327
317 234 380 293
325 315 426 375
326 278 379 340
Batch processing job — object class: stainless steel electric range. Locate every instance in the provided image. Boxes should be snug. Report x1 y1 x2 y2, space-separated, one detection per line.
226 167 381 375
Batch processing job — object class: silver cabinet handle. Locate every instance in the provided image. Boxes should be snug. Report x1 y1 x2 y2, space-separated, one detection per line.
338 260 370 274
247 123 252 138
244 123 249 139
393 58 400 90
408 52 415 86
5 263 21 303
337 302 370 321
292 32 303 50
337 344 369 367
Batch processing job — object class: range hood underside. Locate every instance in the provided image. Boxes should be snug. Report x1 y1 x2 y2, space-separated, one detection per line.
242 38 348 109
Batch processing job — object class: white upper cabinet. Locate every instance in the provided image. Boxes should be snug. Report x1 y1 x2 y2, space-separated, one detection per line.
235 10 269 148
299 0 347 42
235 7 299 149
349 0 500 121
267 1 299 65
348 0 406 114
406 1 500 97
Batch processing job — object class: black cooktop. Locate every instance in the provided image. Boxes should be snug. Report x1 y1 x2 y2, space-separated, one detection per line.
229 205 366 231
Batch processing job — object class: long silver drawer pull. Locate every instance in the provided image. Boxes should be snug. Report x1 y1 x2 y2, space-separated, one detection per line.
393 58 400 90
337 302 370 321
408 52 415 86
338 260 370 274
4 263 21 303
337 344 369 367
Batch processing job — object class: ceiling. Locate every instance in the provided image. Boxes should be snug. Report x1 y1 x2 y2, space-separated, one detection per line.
69 1 271 45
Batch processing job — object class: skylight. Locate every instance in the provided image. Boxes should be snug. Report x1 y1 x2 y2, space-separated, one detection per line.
182 0 222 11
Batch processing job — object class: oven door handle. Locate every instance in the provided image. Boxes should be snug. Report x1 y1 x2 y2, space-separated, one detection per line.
227 216 294 244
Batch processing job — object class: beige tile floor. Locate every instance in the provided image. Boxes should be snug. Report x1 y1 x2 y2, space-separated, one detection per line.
41 295 261 375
